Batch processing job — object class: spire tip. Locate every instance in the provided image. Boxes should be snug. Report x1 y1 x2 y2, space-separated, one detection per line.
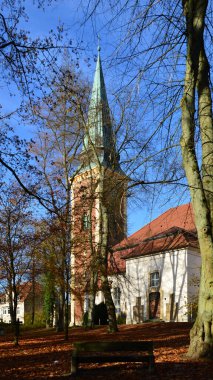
97 35 101 52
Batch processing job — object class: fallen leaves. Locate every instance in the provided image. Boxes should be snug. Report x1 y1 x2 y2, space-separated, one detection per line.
0 323 212 379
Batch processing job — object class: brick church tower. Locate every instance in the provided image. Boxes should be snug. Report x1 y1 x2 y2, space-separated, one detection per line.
70 48 127 325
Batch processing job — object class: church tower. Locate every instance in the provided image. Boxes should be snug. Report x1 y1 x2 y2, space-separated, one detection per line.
70 48 127 325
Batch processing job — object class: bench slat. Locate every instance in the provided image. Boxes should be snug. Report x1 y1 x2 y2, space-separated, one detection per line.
74 355 154 363
73 341 153 352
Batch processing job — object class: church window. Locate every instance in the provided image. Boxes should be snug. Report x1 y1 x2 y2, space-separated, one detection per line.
113 287 121 313
82 213 90 230
150 271 160 287
80 186 87 200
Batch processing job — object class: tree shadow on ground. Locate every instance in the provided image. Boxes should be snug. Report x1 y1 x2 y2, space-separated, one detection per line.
0 323 211 380
49 361 213 380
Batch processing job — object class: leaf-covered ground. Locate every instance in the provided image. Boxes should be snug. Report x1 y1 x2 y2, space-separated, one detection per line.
0 322 212 379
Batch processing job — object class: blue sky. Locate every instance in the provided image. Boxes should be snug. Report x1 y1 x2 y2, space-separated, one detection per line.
2 0 190 235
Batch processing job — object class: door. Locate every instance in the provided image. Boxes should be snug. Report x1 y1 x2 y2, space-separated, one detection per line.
149 292 160 319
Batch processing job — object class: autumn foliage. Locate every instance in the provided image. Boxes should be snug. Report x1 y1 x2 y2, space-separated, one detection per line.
0 322 212 379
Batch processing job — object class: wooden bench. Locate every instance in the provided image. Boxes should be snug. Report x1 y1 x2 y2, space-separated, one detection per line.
71 340 155 375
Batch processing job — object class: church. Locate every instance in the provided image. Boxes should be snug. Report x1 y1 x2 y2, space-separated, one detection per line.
111 203 200 323
70 49 201 325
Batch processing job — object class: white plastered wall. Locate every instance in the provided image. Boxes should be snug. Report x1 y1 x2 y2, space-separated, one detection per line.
110 247 201 324
187 249 201 321
0 300 25 324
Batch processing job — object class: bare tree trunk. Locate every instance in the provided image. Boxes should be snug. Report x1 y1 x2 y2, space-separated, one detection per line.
56 289 65 332
31 259 36 325
10 287 19 346
87 273 97 328
102 277 118 332
181 0 213 358
64 289 69 341
99 191 118 332
9 249 19 345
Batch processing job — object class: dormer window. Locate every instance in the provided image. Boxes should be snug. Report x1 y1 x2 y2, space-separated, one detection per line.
150 271 160 287
82 213 90 230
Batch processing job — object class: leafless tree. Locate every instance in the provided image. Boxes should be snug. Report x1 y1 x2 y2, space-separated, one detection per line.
31 63 89 338
0 181 36 344
78 0 213 357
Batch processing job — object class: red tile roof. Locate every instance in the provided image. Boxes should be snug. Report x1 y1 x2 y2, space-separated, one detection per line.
123 227 198 259
0 282 42 303
111 204 198 271
18 282 42 302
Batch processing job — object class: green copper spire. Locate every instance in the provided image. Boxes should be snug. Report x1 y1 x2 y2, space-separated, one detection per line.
80 47 120 171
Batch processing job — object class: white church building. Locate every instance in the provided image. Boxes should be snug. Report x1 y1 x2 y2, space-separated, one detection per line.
111 203 200 323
